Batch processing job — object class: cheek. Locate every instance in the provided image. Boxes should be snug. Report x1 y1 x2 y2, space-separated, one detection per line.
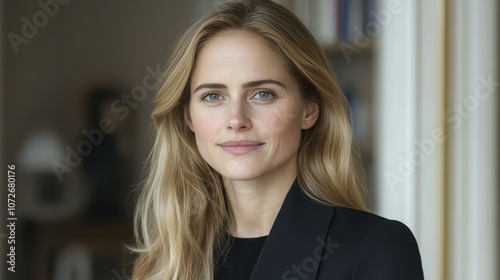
258 103 304 147
275 119 303 149
190 111 220 148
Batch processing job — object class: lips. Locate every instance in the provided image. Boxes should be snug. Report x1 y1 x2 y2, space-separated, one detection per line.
219 140 264 155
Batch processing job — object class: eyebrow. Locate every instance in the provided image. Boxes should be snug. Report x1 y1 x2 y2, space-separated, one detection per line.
193 79 286 94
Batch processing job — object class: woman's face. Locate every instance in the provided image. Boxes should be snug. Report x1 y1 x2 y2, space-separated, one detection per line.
186 31 318 182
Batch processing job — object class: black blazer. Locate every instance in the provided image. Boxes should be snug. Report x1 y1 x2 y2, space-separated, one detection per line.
248 180 424 280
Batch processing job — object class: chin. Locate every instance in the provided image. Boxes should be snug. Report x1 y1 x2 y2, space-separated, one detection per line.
216 160 260 180
220 171 261 182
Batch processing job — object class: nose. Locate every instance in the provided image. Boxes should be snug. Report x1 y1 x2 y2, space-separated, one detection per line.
226 100 252 132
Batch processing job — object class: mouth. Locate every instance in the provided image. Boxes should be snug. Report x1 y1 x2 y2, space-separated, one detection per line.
218 140 264 155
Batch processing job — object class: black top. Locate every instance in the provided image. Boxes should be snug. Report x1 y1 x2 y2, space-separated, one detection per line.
213 179 424 279
216 235 268 280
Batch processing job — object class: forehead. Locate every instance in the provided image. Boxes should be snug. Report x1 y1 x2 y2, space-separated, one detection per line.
199 31 279 60
190 31 292 85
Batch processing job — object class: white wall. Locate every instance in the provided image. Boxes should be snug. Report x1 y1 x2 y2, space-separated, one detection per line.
375 0 499 279
374 0 444 278
447 0 499 279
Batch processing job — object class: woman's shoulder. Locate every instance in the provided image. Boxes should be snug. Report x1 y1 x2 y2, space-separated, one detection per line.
332 206 407 231
320 206 424 279
329 206 420 254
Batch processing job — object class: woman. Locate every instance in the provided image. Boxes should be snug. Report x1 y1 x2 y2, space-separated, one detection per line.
132 0 424 279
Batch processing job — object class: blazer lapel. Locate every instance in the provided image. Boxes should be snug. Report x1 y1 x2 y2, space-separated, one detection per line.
249 180 335 280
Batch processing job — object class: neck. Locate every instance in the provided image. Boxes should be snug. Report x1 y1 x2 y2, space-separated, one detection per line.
222 166 297 238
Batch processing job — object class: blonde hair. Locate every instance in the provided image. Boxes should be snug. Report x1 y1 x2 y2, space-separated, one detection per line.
132 0 368 279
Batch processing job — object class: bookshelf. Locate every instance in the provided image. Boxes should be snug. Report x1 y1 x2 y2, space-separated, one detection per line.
273 0 378 46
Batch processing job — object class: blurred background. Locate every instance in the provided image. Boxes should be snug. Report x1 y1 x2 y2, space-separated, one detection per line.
0 0 498 279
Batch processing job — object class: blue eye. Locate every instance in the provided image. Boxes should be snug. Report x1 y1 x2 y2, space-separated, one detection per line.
258 92 270 98
202 93 221 102
254 90 275 101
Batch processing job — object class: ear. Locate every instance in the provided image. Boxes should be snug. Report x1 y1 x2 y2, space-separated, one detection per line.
184 105 194 132
301 100 319 129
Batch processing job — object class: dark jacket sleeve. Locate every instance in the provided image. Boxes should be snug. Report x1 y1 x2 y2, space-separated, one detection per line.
352 219 424 280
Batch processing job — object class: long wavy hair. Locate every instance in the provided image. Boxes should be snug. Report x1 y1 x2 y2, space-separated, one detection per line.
132 0 368 279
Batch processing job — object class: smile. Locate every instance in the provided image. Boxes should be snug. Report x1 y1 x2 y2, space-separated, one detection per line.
219 141 264 155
